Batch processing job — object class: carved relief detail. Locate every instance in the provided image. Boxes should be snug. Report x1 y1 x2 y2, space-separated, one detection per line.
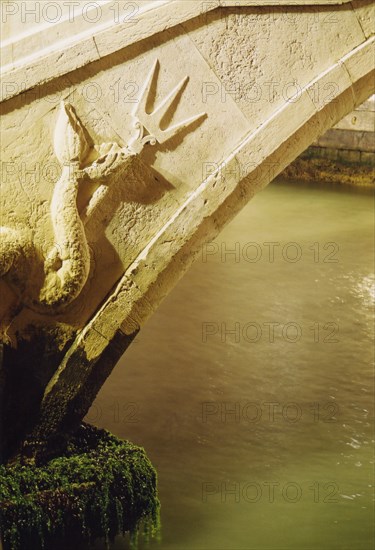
0 60 206 316
129 59 206 154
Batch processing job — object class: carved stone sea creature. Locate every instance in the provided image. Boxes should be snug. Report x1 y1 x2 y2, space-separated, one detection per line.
0 59 206 319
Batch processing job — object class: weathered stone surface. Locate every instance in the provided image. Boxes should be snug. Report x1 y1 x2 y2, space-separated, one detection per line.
281 151 375 186
316 128 375 151
0 1 374 459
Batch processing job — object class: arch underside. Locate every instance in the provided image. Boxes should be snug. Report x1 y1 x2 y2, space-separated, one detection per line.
0 0 374 456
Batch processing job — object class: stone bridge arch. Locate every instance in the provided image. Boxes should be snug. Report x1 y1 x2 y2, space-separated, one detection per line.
0 0 373 460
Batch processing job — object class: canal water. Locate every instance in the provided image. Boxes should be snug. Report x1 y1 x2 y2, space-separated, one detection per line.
88 179 374 550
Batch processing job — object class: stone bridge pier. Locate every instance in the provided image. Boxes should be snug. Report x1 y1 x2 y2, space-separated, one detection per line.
0 0 374 462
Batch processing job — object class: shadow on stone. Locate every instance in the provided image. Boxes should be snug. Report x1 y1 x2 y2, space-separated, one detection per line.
0 423 159 550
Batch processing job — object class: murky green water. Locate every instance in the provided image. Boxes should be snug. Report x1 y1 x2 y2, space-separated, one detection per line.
89 180 374 550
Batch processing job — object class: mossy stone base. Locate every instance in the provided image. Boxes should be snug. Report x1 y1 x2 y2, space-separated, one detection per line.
0 424 159 550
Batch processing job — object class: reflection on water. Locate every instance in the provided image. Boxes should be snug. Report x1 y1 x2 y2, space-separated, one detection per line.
350 274 375 308
89 180 374 550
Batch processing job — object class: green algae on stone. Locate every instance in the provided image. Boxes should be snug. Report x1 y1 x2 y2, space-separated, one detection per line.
281 154 375 188
0 424 159 550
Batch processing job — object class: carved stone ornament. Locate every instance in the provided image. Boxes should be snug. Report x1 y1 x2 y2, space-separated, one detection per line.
0 59 206 318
